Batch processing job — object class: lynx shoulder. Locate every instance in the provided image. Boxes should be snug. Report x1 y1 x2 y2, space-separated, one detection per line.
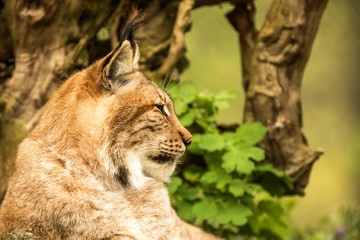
0 11 221 240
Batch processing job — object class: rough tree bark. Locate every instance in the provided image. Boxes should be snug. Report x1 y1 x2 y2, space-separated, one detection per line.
227 0 328 195
1 0 122 125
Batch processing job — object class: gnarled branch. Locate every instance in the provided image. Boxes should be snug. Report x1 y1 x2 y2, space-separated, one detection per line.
147 0 195 80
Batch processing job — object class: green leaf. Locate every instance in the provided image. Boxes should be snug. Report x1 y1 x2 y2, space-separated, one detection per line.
169 81 197 104
173 99 188 116
187 134 205 154
229 179 246 197
213 91 235 111
223 132 236 145
241 146 265 161
204 151 223 167
200 168 232 190
258 200 285 219
235 122 267 145
221 150 242 173
168 176 182 194
215 203 233 224
245 183 266 195
183 165 203 183
177 200 195 222
179 108 197 127
176 185 200 201
193 198 218 221
200 171 218 185
230 207 252 226
221 200 252 226
236 157 255 175
222 149 255 174
198 133 225 152
250 200 290 236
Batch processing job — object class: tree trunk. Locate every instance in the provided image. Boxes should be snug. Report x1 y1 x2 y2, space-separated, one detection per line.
1 0 120 124
227 0 328 195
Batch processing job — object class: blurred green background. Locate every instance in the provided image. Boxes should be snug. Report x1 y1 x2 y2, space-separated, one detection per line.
182 0 360 228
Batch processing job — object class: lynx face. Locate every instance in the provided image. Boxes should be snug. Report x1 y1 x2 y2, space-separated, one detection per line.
91 40 192 188
103 67 192 187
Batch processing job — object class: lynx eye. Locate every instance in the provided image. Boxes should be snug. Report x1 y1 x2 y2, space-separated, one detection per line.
155 104 169 116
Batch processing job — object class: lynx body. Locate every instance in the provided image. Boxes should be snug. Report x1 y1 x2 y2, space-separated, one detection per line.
0 12 221 240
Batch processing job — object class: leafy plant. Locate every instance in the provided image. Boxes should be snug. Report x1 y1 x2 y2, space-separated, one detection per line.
167 81 293 239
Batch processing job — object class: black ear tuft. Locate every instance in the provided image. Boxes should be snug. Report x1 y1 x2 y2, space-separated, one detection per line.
101 8 143 91
119 8 143 52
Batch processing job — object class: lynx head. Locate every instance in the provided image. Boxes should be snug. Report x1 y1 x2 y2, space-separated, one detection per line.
33 10 192 190
74 11 192 189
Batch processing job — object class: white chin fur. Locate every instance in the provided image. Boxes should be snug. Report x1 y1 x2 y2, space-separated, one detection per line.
141 160 176 183
125 152 150 189
125 152 176 188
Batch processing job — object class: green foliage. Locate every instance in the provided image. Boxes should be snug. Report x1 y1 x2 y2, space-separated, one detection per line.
167 82 293 239
290 209 360 240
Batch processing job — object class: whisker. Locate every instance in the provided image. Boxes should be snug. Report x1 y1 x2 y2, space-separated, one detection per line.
161 72 169 90
165 80 182 95
164 71 172 92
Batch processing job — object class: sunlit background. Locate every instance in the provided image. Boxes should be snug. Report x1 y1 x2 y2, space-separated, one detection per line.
182 0 360 228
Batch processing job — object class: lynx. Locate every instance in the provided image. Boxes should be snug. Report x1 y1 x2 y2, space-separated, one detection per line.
0 11 221 240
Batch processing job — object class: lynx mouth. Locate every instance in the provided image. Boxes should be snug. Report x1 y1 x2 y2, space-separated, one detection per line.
149 154 176 164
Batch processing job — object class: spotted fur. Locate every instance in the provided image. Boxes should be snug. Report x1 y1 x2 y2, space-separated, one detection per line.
0 11 221 240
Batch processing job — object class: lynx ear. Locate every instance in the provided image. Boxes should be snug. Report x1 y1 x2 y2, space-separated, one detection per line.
102 40 140 90
102 9 142 90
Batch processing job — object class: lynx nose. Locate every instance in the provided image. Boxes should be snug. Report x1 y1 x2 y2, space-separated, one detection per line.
179 129 192 147
175 116 192 147
183 137 192 147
